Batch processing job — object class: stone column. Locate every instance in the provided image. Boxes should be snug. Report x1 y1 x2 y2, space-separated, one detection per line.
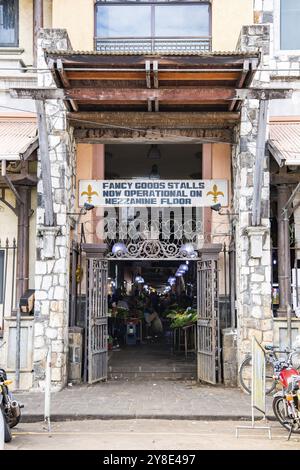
234 25 273 365
33 29 76 390
277 185 292 316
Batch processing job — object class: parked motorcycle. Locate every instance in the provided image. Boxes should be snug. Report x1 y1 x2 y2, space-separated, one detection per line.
271 348 300 438
0 366 23 443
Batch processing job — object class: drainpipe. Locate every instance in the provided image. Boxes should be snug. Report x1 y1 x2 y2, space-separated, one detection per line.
33 0 44 67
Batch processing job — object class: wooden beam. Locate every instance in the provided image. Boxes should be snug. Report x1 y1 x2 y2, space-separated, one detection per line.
68 111 240 128
36 100 54 226
271 173 300 185
57 59 70 88
46 53 259 68
73 127 233 144
252 99 269 226
229 60 249 111
145 60 151 89
65 70 241 82
11 87 293 102
153 61 159 89
0 174 37 186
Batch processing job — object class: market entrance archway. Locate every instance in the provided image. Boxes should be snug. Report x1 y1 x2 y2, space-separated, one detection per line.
80 242 222 385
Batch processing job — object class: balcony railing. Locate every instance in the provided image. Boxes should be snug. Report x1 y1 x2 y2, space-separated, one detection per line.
94 36 212 54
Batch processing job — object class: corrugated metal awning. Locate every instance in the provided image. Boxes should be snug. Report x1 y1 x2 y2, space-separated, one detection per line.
0 116 38 160
269 120 300 166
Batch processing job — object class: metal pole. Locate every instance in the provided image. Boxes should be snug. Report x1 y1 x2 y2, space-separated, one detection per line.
15 306 21 389
277 186 291 316
33 0 43 67
44 341 52 433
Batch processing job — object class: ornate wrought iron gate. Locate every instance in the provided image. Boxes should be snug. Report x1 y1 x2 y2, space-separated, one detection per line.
197 258 221 384
85 248 108 384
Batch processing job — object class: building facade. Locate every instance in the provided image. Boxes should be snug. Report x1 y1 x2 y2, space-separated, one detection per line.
0 1 299 391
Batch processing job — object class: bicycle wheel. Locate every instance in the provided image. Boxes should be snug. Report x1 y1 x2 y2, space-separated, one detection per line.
239 355 276 395
272 396 300 434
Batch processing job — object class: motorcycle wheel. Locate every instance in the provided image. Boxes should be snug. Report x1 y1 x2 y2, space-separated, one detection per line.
272 396 300 434
239 355 276 395
9 412 21 429
1 409 12 443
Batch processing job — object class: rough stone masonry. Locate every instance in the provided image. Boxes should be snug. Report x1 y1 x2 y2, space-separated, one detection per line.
234 24 273 365
33 29 76 390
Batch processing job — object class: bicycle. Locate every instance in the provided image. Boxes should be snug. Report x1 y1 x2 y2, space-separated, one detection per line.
239 345 300 395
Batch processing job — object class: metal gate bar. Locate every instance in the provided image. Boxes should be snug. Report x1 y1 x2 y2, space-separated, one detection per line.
82 244 108 384
197 258 220 384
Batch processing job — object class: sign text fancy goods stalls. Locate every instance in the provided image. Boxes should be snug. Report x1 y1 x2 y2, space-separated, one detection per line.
79 180 228 207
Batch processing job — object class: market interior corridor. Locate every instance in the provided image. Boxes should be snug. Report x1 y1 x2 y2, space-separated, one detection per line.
107 260 197 380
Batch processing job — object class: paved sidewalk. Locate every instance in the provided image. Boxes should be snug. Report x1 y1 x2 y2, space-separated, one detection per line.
8 420 299 450
14 379 273 422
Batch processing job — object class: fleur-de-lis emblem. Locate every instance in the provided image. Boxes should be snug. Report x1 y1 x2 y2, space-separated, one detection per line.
81 184 99 203
207 184 224 203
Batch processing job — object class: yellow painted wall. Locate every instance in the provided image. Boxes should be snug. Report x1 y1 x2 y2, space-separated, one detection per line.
0 187 36 320
11 1 52 65
211 143 232 295
19 0 33 65
0 190 17 322
212 0 253 51
76 143 94 243
52 0 94 50
14 1 254 61
43 0 53 29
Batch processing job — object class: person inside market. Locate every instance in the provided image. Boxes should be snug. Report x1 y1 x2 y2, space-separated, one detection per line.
143 296 163 340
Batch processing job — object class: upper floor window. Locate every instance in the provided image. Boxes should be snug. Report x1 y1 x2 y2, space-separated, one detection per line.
280 0 300 50
0 0 18 47
95 1 210 39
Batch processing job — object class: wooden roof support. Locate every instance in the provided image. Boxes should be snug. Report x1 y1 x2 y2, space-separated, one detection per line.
229 59 249 111
153 61 159 89
36 100 54 226
11 87 293 102
145 60 151 89
56 59 79 112
73 127 233 144
67 111 240 128
252 99 269 226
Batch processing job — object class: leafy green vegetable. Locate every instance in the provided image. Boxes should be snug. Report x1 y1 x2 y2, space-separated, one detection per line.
167 308 197 329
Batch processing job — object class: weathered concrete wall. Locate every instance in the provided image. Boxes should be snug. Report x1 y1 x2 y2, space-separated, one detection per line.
33 29 76 390
234 25 273 364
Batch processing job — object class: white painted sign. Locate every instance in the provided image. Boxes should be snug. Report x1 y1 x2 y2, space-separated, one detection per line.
252 337 266 415
79 179 228 207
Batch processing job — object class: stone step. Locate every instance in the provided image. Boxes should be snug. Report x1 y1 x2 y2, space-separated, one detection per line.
108 371 196 380
108 366 196 373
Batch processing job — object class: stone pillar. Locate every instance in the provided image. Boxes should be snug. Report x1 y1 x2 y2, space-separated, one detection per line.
33 29 76 390
277 185 292 316
234 25 273 365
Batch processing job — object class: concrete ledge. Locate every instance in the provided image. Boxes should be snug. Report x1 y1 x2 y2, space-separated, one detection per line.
20 413 277 423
